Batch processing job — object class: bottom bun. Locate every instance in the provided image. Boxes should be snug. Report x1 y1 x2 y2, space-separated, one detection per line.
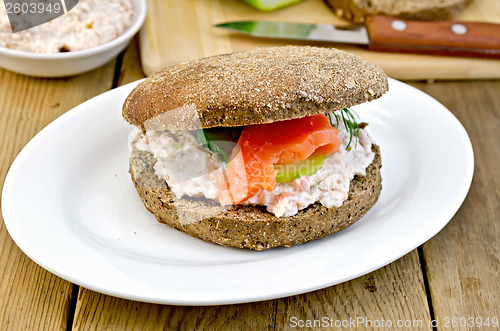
129 143 382 250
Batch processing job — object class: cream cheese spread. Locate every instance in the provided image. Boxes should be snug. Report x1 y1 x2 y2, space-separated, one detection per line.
134 122 375 217
0 0 133 53
135 130 225 200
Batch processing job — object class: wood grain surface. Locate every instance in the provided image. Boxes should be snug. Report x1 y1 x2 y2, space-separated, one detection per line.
411 80 500 329
70 252 430 330
139 0 500 80
0 61 117 330
0 37 499 331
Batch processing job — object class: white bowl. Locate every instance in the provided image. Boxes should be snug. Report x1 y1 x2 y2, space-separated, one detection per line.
0 0 146 77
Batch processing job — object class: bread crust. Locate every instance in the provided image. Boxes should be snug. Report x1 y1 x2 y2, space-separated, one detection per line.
129 143 382 250
122 46 388 130
324 0 473 23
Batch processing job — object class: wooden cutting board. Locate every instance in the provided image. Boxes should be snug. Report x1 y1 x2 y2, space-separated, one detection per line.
139 0 500 80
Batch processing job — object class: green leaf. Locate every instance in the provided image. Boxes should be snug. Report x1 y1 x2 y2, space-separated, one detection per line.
195 128 242 164
327 108 360 150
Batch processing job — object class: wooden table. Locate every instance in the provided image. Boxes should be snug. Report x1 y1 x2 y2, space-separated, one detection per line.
0 38 499 330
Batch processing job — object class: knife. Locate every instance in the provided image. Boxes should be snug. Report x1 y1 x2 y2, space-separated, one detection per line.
215 15 500 59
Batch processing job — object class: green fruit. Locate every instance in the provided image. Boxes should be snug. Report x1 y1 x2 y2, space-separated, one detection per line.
241 0 302 12
275 153 326 183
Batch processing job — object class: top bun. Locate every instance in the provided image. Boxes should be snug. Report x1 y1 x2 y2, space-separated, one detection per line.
123 46 388 130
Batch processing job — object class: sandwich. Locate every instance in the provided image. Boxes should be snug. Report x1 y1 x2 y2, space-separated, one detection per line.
122 46 388 250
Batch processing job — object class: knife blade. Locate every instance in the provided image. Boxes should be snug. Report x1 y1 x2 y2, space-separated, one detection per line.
215 15 500 59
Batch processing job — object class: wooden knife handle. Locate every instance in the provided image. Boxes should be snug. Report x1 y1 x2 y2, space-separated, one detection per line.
365 15 500 59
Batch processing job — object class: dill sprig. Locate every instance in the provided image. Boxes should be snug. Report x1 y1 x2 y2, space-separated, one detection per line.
327 108 360 150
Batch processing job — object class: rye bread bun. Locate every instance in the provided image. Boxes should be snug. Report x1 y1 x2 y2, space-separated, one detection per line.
124 46 387 250
324 0 472 23
130 142 382 250
122 46 388 130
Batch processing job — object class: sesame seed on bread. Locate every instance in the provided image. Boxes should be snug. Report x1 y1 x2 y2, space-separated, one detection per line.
122 46 388 130
129 142 382 250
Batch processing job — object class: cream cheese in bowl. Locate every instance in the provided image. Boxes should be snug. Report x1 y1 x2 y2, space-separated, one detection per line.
0 0 146 77
0 0 133 53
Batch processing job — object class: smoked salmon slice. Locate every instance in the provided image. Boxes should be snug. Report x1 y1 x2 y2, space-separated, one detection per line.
219 115 341 205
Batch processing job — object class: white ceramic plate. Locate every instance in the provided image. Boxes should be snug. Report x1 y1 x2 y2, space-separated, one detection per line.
2 79 474 305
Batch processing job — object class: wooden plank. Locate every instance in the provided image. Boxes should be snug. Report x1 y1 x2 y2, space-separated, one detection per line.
411 81 500 329
72 289 276 331
0 63 116 330
277 250 431 330
71 251 430 330
139 0 232 74
118 36 146 86
139 0 500 80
